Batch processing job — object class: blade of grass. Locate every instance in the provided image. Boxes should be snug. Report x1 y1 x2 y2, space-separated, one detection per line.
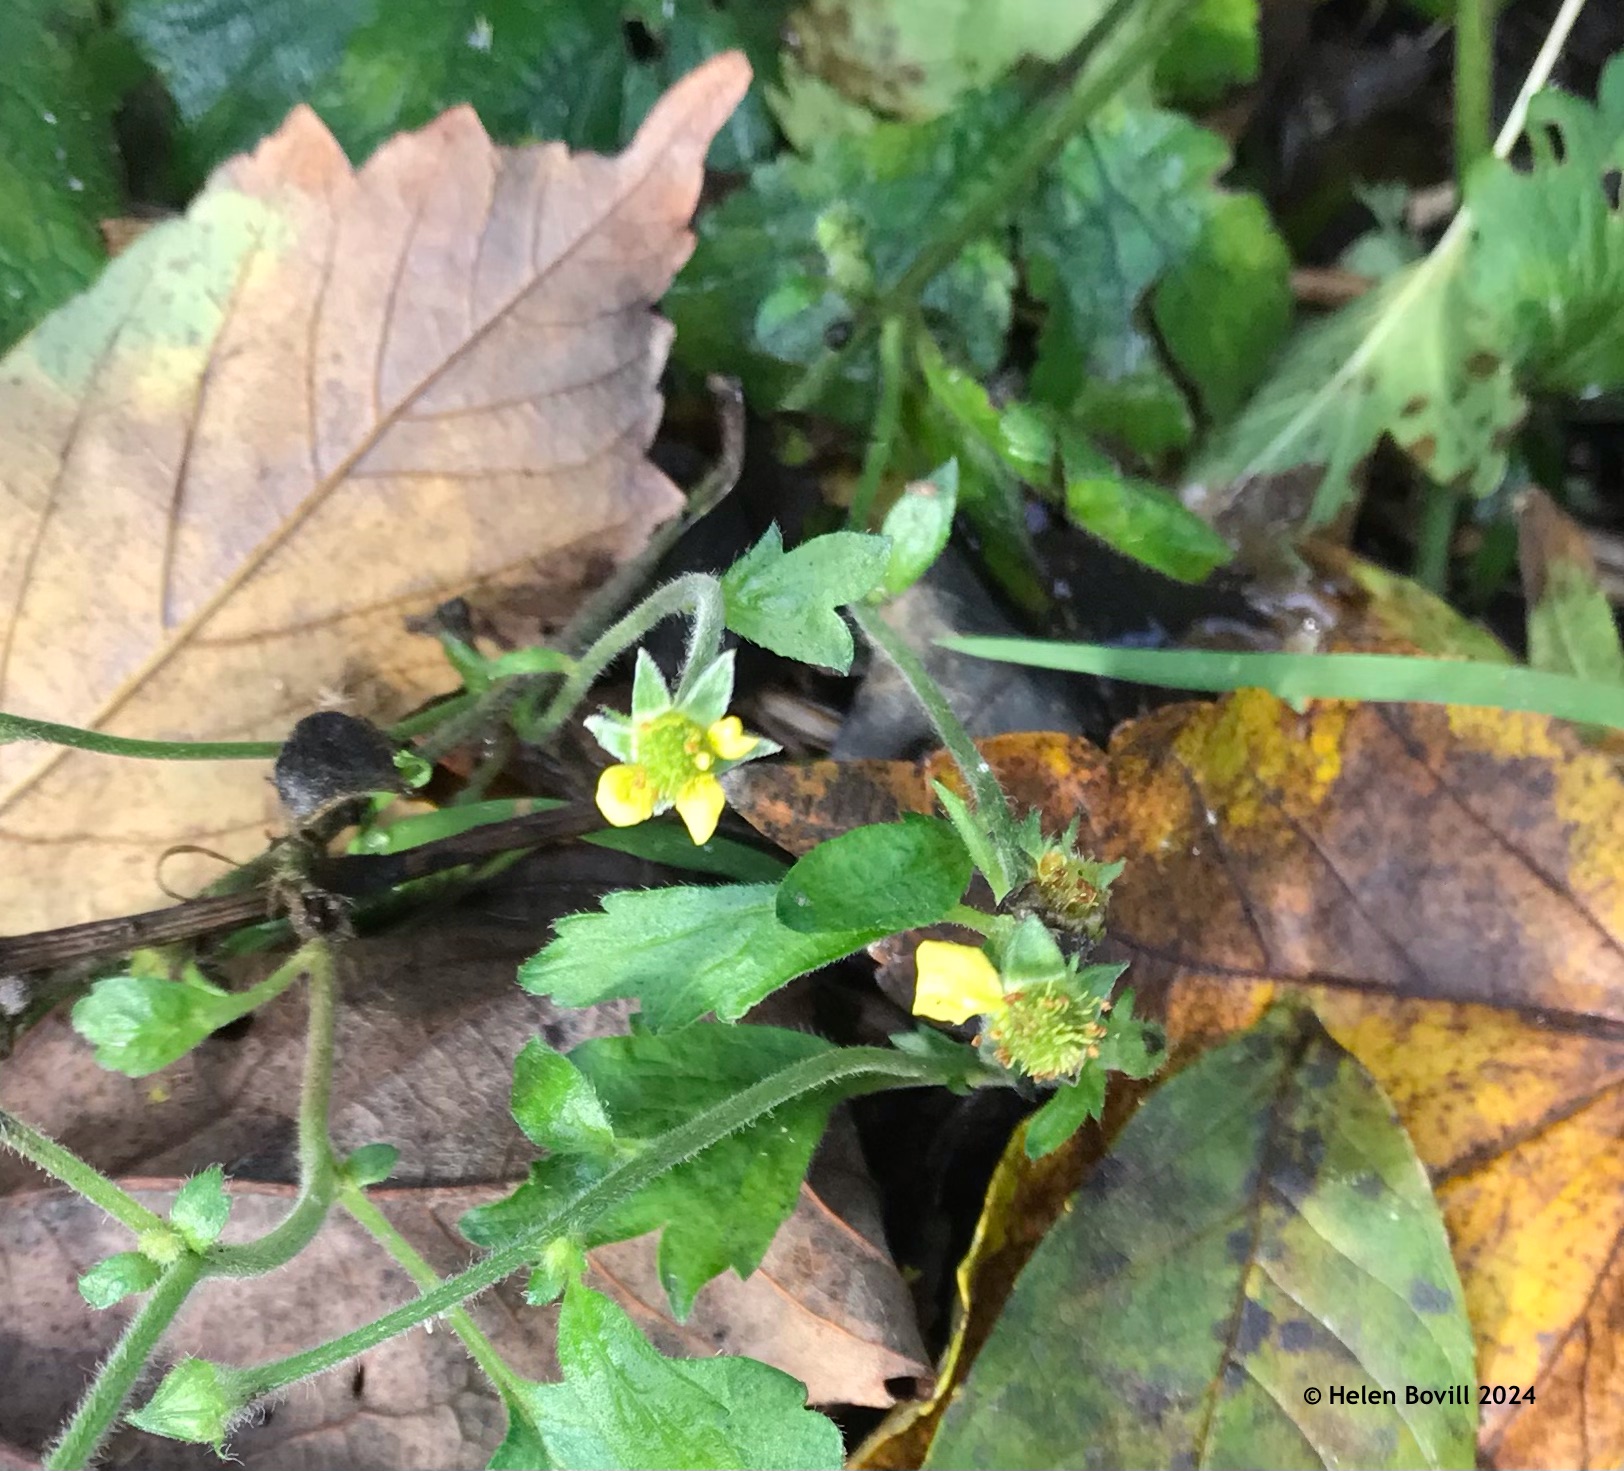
939 637 1624 731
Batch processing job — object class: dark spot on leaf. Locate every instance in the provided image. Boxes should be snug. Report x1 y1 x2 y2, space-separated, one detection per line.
1400 395 1429 417
351 1363 366 1398
621 18 664 62
1225 1227 1254 1265
1541 122 1567 164
1465 350 1501 379
824 319 853 349
1603 168 1621 210
1087 1154 1127 1196
1222 1358 1247 1390
1410 1278 1455 1314
1351 1170 1384 1199
1278 1318 1315 1352
1091 1246 1132 1280
1408 434 1438 467
1272 1126 1326 1203
1229 1296 1274 1356
1301 1047 1341 1090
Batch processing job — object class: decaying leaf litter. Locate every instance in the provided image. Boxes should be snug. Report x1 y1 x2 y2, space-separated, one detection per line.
1 0 1623 1469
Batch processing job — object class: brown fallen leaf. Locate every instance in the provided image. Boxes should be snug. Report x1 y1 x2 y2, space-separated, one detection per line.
730 692 1624 1468
0 52 750 931
0 850 927 1465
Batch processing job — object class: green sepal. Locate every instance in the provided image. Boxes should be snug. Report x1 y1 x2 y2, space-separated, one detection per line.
341 1143 400 1188
129 1358 239 1450
79 1251 162 1310
1024 1071 1107 1160
932 780 1014 902
170 1165 230 1252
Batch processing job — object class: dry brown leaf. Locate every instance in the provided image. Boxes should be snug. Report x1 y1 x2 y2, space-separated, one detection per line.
0 850 926 1465
0 53 750 931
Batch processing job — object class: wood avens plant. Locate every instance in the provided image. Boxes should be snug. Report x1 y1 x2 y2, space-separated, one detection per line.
1 525 1160 1470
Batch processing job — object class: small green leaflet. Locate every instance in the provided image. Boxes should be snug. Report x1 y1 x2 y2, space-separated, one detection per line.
520 882 888 1030
489 1279 842 1470
170 1166 231 1251
777 815 970 934
463 1025 839 1320
721 527 891 672
72 967 260 1077
79 1251 161 1309
510 1040 616 1158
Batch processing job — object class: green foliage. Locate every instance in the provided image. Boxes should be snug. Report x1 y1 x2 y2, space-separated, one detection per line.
777 816 971 934
721 526 892 671
519 883 890 1031
1154 0 1259 106
1022 1071 1106 1160
668 89 1022 421
491 1278 843 1470
341 1143 400 1187
464 1025 839 1318
129 1358 237 1451
509 1040 617 1157
0 0 121 349
876 460 959 597
121 0 791 180
170 1166 231 1251
928 1008 1477 1470
71 966 259 1077
1465 56 1624 394
78 1251 162 1309
1526 558 1624 688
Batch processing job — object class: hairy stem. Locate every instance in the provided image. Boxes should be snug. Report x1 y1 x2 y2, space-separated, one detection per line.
45 1254 205 1469
850 604 1020 891
340 1186 526 1400
0 712 280 762
206 942 339 1278
0 1111 169 1237
223 1047 979 1402
849 316 907 532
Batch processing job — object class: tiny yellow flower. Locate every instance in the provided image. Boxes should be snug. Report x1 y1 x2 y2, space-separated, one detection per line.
913 941 1006 1024
589 705 772 845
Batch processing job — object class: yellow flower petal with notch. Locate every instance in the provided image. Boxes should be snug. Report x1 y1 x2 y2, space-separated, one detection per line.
707 716 758 761
596 764 657 828
912 941 1006 1024
673 774 728 844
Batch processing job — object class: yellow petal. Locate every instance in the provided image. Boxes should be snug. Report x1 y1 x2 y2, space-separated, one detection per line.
596 764 657 828
706 716 758 761
673 775 727 844
912 941 1006 1024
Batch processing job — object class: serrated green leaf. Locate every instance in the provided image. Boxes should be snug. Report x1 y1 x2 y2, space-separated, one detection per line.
777 815 970 934
1527 558 1624 688
502 1279 842 1470
1153 192 1292 421
122 0 791 179
721 528 891 671
1019 101 1234 451
1023 1071 1105 1160
926 1007 1476 1470
79 1251 162 1309
464 1025 838 1319
519 884 883 1030
1064 467 1234 582
0 0 121 349
170 1165 230 1251
667 89 1023 420
1464 57 1624 395
510 1040 616 1158
1188 260 1525 528
71 969 251 1077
